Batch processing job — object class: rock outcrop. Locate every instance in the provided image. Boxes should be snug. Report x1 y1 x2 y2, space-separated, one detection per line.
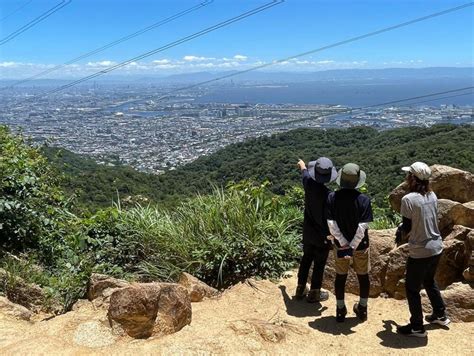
178 272 219 302
108 283 162 338
107 282 192 338
422 282 474 322
0 268 45 312
0 296 32 321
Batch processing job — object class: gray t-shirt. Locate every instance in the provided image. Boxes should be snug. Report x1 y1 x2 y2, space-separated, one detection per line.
400 191 443 258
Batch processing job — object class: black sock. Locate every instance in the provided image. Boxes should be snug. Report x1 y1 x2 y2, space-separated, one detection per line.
357 274 370 299
335 274 348 302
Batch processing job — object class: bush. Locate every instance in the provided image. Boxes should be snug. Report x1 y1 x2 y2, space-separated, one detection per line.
0 126 68 251
83 181 302 287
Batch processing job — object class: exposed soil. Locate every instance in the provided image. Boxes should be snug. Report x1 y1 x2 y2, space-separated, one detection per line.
1 272 472 355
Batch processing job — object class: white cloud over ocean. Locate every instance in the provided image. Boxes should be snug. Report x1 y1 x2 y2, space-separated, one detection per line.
0 55 432 79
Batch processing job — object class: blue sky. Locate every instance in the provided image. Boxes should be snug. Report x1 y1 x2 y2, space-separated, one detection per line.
0 0 472 78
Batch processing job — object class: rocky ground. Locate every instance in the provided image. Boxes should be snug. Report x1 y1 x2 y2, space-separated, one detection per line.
1 272 473 355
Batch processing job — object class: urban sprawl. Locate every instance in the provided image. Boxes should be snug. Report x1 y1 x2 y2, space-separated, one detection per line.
1 85 472 174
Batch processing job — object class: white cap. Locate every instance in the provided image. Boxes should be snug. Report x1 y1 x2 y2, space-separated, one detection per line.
402 161 431 181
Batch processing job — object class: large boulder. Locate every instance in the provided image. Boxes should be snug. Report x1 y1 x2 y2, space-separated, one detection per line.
178 272 219 302
383 244 409 299
436 238 466 289
154 283 192 335
107 282 192 339
0 296 32 321
388 182 409 213
321 229 396 297
437 199 461 235
429 165 474 203
422 282 474 322
451 202 474 229
108 283 161 338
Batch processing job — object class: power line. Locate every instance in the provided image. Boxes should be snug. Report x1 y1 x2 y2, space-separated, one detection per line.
0 0 72 46
0 0 33 23
155 2 474 100
45 0 284 95
4 0 213 89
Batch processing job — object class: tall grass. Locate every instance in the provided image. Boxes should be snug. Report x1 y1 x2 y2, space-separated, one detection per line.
90 181 302 287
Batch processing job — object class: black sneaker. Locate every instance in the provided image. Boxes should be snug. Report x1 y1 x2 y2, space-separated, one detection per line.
353 302 367 321
397 324 427 337
336 306 347 323
425 313 451 326
307 289 329 303
294 285 308 299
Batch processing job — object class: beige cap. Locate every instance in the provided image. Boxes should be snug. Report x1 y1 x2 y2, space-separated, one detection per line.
402 161 431 181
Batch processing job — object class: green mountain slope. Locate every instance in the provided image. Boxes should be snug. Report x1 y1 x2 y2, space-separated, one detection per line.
45 124 474 210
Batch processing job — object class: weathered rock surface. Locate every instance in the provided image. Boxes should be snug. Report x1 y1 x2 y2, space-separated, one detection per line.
0 296 32 321
383 244 409 299
107 282 192 339
154 283 192 335
87 273 129 307
436 238 466 289
451 202 474 229
107 283 161 338
422 282 474 322
178 272 219 302
429 165 474 204
0 268 45 312
437 199 461 235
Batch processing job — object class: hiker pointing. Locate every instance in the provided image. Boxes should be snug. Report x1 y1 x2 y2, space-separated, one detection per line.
295 157 337 303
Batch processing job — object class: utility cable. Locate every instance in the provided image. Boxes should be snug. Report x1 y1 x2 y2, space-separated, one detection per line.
4 0 213 89
0 0 71 46
46 0 284 94
155 2 474 100
0 0 33 23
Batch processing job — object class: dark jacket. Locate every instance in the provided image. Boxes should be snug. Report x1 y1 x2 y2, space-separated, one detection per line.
302 169 331 249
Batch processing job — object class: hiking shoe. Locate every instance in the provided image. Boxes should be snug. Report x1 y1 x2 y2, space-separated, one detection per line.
336 306 347 323
397 324 427 337
294 284 308 299
307 289 329 303
425 313 451 326
353 302 367 321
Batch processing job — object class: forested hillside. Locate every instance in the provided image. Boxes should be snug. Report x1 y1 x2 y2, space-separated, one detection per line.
45 124 474 210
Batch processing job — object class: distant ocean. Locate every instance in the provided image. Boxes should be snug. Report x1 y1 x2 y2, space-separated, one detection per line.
196 79 474 106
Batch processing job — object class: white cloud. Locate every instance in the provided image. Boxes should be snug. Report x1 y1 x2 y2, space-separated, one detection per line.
233 54 247 61
317 60 334 64
152 59 171 64
87 60 116 67
0 61 19 68
183 55 214 62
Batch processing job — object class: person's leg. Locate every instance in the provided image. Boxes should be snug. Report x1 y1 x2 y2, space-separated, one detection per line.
423 254 446 317
405 256 427 330
353 248 370 307
352 248 370 321
296 244 313 297
310 247 330 290
334 247 350 322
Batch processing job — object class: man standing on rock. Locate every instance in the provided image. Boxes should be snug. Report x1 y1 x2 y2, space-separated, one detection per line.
295 157 337 303
396 162 450 337
326 163 373 322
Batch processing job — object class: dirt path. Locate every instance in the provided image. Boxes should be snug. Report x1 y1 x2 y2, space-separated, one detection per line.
1 272 473 355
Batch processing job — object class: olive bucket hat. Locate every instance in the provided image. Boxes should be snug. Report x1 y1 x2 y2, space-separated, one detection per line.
308 157 338 183
336 163 366 189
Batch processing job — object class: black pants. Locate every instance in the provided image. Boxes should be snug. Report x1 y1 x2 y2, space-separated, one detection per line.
297 244 329 290
405 253 445 329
